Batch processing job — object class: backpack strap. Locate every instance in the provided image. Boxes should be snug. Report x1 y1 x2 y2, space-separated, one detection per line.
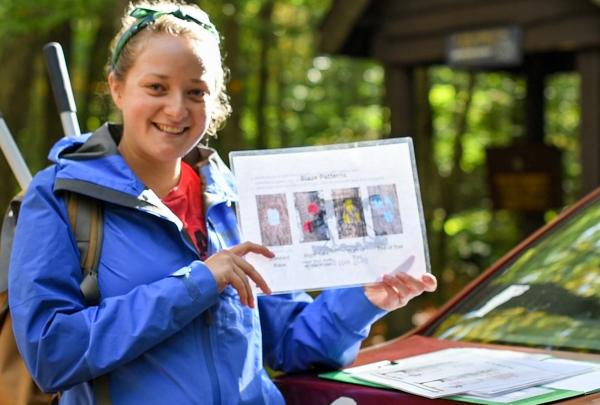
94 375 111 405
1 190 109 402
0 192 25 293
65 192 103 305
65 192 112 404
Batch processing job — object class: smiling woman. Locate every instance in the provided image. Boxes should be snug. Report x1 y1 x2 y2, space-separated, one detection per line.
109 3 229 139
107 3 226 198
7 1 438 404
108 33 214 197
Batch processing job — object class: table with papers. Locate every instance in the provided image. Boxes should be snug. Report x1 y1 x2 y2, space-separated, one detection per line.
320 347 600 405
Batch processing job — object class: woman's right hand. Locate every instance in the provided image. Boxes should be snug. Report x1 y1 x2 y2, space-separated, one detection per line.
204 241 273 308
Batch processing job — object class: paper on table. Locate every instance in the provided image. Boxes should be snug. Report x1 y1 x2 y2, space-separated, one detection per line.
343 360 392 374
346 348 592 399
457 387 554 404
320 368 583 405
466 357 592 397
453 386 582 405
544 359 600 393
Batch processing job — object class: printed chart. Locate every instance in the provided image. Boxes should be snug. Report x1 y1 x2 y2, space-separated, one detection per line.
230 138 430 293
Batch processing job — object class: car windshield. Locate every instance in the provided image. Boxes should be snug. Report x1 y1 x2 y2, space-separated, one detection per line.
425 193 600 353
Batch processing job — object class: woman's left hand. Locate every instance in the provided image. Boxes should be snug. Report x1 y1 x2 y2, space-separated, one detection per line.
364 272 437 311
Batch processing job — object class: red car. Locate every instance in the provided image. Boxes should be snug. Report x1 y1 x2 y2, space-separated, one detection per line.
277 187 600 404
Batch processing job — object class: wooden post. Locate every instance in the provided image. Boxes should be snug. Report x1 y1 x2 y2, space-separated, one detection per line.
521 57 547 235
384 65 414 138
577 50 600 195
525 57 545 143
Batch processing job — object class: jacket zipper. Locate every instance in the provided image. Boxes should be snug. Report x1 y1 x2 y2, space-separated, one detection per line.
201 216 221 404
202 311 221 404
155 207 223 403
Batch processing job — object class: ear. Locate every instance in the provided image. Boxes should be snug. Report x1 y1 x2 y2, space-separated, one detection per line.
108 72 123 110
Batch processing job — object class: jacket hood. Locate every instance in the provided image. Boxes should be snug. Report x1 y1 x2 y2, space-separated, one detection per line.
50 123 237 209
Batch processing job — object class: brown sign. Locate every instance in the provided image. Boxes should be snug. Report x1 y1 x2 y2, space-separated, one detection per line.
446 26 522 68
487 144 562 212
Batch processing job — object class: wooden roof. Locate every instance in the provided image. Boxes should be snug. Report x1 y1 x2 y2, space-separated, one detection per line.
320 0 600 66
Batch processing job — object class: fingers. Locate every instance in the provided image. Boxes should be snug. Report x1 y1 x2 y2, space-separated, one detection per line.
380 275 408 307
229 241 273 295
366 270 437 311
383 272 434 300
382 274 412 297
421 273 438 292
229 253 272 296
205 242 274 309
228 264 253 307
206 254 257 308
229 241 275 258
378 280 402 308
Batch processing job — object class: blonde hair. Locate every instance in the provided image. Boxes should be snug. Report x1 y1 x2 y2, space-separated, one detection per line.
109 0 231 137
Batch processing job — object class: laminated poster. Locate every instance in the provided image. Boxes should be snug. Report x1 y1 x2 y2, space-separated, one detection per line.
229 138 430 293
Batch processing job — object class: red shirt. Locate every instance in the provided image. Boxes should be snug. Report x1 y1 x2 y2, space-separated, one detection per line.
162 162 208 260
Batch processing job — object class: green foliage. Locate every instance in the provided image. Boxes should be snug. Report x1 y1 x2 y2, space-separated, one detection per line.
287 57 385 146
430 67 525 177
0 0 105 36
425 65 581 309
200 0 384 149
545 74 581 201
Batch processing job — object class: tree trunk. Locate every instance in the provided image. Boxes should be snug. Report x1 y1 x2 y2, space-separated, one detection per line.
0 35 41 208
79 4 124 132
254 1 275 150
436 72 476 303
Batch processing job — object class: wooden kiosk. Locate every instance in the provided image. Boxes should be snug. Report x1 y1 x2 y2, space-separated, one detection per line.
319 0 600 196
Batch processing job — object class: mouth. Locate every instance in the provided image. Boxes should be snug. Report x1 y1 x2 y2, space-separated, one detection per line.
154 123 188 135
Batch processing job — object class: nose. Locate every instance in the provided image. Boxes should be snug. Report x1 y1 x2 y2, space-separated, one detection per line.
163 92 188 121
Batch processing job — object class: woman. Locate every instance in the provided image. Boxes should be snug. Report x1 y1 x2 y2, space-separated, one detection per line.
9 1 437 404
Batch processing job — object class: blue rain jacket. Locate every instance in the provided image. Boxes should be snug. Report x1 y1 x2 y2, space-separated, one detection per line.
8 123 386 404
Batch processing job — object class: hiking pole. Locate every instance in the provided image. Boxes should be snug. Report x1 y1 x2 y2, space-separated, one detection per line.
0 111 32 189
43 42 81 136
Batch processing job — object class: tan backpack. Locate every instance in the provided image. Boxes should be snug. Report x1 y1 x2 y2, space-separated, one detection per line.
0 192 103 405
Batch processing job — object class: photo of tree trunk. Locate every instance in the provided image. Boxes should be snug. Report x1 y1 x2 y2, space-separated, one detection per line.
256 193 293 246
332 187 367 239
293 190 330 242
368 184 403 236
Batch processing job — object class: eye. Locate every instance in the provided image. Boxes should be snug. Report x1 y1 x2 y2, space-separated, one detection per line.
189 88 209 99
146 83 165 93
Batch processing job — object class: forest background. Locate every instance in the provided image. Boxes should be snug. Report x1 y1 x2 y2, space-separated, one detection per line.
0 0 581 345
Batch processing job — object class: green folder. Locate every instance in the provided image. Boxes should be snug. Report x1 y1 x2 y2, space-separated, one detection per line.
318 371 583 405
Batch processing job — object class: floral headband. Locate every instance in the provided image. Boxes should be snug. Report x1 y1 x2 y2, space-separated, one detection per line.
111 6 220 68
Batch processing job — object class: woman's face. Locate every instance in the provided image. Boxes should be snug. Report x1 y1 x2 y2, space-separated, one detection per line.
109 33 214 165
